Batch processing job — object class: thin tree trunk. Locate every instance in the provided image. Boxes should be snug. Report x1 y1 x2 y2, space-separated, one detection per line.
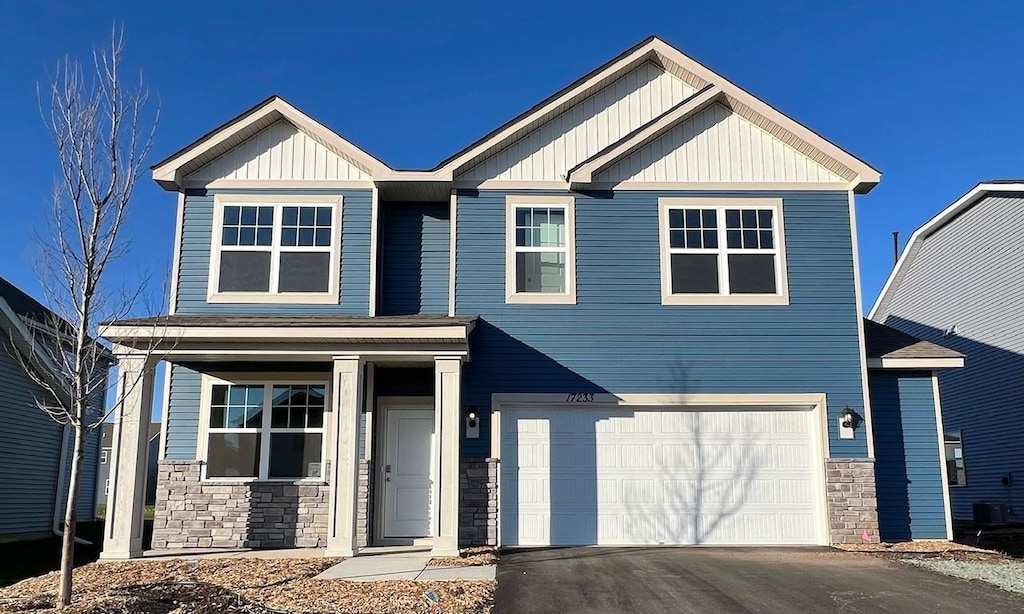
57 421 85 606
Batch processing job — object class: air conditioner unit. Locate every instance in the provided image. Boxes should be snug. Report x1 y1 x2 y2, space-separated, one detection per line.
972 502 1010 524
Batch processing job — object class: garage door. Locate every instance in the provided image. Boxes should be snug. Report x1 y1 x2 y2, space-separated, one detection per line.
499 407 825 546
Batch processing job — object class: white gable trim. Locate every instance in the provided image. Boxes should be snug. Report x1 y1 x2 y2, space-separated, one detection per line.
868 182 1024 319
434 37 879 193
152 97 391 191
568 85 722 186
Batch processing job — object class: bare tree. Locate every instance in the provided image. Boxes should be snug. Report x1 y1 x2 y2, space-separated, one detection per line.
17 27 158 606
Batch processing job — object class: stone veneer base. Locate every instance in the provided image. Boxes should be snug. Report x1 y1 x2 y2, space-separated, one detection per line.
825 458 880 544
152 458 498 550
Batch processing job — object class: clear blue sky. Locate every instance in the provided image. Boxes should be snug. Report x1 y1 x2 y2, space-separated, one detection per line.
1 0 1021 312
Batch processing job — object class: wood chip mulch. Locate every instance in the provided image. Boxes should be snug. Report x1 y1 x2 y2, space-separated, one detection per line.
0 557 494 613
834 540 992 554
426 547 498 568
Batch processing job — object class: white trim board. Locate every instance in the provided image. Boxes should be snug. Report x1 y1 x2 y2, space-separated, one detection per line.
931 372 955 541
867 357 965 369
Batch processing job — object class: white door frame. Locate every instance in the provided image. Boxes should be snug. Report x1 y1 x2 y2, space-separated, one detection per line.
491 392 832 547
374 396 435 545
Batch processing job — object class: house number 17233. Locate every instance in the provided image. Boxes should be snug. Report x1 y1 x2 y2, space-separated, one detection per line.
565 393 595 403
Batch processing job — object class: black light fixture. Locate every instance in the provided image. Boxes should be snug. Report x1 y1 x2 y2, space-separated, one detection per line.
840 406 857 429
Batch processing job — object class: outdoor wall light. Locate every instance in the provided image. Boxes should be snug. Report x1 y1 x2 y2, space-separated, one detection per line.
838 406 858 440
466 406 480 439
840 406 857 429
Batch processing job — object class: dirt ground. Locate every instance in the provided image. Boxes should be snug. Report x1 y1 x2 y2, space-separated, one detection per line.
0 557 494 614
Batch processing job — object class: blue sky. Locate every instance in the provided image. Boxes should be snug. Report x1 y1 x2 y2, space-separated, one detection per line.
1 0 1020 312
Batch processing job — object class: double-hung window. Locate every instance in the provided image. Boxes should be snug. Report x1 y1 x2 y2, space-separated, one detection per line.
659 198 788 305
506 195 576 304
210 195 342 304
203 380 327 481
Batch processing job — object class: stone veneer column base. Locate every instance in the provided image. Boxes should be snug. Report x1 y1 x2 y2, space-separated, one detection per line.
152 461 330 550
459 458 498 547
826 458 880 544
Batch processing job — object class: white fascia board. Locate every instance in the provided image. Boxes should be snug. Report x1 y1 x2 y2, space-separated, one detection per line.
151 97 392 190
99 324 472 343
868 182 1024 319
434 43 667 178
568 85 723 186
866 357 966 369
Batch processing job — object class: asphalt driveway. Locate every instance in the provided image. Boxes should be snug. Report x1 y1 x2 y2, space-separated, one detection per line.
495 547 1022 613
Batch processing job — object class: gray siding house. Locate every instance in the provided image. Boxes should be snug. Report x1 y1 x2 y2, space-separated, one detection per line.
98 37 962 559
872 181 1024 522
0 277 105 541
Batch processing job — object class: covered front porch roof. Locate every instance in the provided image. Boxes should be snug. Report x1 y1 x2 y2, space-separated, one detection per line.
99 314 477 363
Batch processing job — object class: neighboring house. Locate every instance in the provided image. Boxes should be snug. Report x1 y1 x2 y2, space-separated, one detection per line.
97 36 961 559
871 181 1024 523
0 277 106 541
96 422 160 512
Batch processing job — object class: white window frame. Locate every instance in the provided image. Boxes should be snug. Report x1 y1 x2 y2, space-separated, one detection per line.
505 195 577 304
658 197 789 305
208 194 343 304
197 374 330 483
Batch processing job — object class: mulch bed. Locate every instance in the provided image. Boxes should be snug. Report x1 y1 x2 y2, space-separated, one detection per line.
0 557 494 613
834 540 1008 563
426 547 498 568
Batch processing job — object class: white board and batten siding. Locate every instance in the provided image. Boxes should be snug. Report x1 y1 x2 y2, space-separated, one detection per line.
185 120 372 183
596 103 847 184
499 405 827 547
458 62 697 182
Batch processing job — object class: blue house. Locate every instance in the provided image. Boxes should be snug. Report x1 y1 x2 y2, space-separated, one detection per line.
872 181 1024 525
97 36 961 559
0 277 104 541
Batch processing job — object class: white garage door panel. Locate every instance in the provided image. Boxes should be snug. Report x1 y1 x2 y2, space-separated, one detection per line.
500 407 823 546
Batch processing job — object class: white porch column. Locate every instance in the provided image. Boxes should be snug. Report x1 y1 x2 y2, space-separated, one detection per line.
432 357 462 556
326 356 364 557
100 350 156 559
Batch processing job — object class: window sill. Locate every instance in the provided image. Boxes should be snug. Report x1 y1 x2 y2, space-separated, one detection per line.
207 292 339 305
201 478 328 486
506 292 577 305
661 293 790 306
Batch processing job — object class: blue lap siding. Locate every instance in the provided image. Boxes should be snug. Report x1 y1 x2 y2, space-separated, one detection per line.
456 190 868 460
379 203 450 315
868 370 948 540
175 188 372 315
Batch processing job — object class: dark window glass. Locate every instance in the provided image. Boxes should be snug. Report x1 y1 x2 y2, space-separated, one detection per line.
239 227 256 245
281 228 297 246
206 433 260 478
299 228 315 246
760 230 774 249
668 208 684 228
703 230 718 249
257 206 274 225
223 206 240 225
743 230 758 248
256 228 273 246
727 230 742 249
741 209 757 227
686 230 702 248
278 252 331 293
222 227 239 246
702 209 717 227
758 210 773 227
725 209 741 228
282 207 298 225
241 206 257 225
728 254 777 294
315 229 332 247
670 253 719 294
316 207 332 225
219 252 271 292
685 209 700 227
269 433 323 479
299 207 315 225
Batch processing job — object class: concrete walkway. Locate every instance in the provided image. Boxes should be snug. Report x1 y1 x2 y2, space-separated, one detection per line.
317 549 496 581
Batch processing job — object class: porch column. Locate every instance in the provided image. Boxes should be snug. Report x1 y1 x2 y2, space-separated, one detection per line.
100 350 156 559
326 356 364 557
432 357 462 556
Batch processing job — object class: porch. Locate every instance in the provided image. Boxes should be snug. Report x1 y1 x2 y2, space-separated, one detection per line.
97 315 477 560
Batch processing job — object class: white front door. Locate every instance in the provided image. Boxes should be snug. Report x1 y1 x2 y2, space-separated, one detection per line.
383 409 435 538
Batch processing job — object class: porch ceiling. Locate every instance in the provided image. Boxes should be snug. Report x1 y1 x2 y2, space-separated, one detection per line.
98 314 477 363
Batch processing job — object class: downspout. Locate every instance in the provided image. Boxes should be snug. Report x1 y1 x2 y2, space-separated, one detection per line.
53 423 92 545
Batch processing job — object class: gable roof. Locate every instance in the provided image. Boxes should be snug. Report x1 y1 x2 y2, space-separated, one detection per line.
151 37 880 194
151 96 392 190
863 318 964 361
869 181 1024 319
432 36 880 192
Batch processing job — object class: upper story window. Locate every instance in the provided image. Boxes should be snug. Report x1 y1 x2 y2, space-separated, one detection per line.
209 195 342 304
505 195 576 304
658 198 789 305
